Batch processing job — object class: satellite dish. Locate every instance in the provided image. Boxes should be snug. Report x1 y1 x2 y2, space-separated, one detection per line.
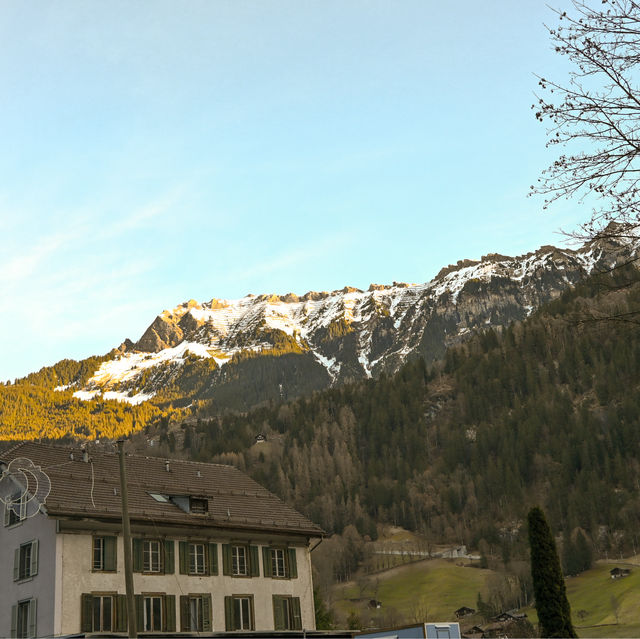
0 457 51 518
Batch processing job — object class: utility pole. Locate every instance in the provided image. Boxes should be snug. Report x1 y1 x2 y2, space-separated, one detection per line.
118 439 137 638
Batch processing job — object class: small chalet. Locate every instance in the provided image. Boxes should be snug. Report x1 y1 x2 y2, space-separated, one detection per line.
0 441 323 638
454 606 475 618
610 567 632 579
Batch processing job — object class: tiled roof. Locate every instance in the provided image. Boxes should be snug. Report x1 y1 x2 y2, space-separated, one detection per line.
0 441 323 536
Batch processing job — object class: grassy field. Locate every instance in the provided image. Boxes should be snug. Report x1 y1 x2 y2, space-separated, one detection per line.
524 561 640 638
332 558 490 626
331 557 640 637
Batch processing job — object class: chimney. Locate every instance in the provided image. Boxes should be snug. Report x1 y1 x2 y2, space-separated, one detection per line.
82 450 89 463
165 460 170 472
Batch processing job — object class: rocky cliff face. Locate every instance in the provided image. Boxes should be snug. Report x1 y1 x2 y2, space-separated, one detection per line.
66 232 638 411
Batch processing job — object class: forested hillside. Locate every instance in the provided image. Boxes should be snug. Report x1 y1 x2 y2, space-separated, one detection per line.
0 352 178 439
171 266 640 558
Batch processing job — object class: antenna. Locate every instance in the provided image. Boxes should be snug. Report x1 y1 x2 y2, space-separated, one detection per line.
0 457 51 518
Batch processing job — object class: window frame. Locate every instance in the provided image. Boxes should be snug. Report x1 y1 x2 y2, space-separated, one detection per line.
4 494 26 527
263 545 298 579
14 540 38 582
272 595 302 631
189 542 206 575
13 598 36 639
226 595 255 631
92 535 117 572
91 593 115 632
231 545 248 577
143 594 164 632
143 539 162 574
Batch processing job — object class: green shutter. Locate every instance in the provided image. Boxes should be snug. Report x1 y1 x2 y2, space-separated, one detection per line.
164 539 175 574
222 544 231 575
291 597 302 630
132 538 143 572
179 541 188 574
165 594 176 631
104 536 117 571
203 594 213 632
224 596 234 631
180 595 190 631
208 543 218 575
11 605 17 638
27 599 37 638
135 594 144 633
81 594 93 632
249 545 260 577
288 547 298 578
115 595 128 632
263 546 272 578
30 540 38 577
273 596 286 630
13 547 19 581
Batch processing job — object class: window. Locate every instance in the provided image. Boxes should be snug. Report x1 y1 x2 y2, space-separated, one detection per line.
4 494 26 527
93 595 113 632
144 540 161 573
273 595 302 630
180 594 212 632
133 538 174 574
179 541 218 575
92 536 117 571
11 599 36 638
222 544 259 577
232 545 247 576
81 594 127 633
189 543 205 575
262 546 298 579
189 497 208 514
134 594 176 632
272 548 286 577
13 541 38 581
225 595 254 631
144 595 163 631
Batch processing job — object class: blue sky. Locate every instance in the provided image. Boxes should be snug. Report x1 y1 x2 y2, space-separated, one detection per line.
1 0 585 381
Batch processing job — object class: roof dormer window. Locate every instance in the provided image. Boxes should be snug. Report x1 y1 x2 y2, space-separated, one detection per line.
189 497 208 514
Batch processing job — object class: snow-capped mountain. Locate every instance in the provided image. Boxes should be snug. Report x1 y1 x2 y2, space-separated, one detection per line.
65 231 637 411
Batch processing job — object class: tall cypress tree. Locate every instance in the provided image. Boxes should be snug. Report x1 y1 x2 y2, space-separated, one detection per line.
528 506 577 638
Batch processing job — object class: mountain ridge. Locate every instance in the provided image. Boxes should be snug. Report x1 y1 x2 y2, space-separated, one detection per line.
25 228 638 412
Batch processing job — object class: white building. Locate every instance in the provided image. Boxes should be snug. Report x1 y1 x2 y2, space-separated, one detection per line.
0 442 323 637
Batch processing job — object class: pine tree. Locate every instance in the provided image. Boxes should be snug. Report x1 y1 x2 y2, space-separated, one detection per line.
528 507 577 638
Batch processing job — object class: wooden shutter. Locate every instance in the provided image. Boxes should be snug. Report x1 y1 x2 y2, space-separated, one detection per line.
180 595 190 631
29 540 38 577
203 594 213 632
115 595 128 632
207 542 218 575
263 546 272 578
291 597 302 630
249 545 260 577
135 594 144 633
224 596 234 631
13 547 20 581
81 594 93 633
222 544 231 575
164 540 175 574
11 605 17 638
273 596 287 630
288 547 298 578
104 536 117 571
132 538 143 572
28 599 37 638
178 541 188 574
164 594 176 631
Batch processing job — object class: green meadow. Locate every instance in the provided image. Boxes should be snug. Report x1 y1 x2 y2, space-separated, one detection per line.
331 558 640 637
